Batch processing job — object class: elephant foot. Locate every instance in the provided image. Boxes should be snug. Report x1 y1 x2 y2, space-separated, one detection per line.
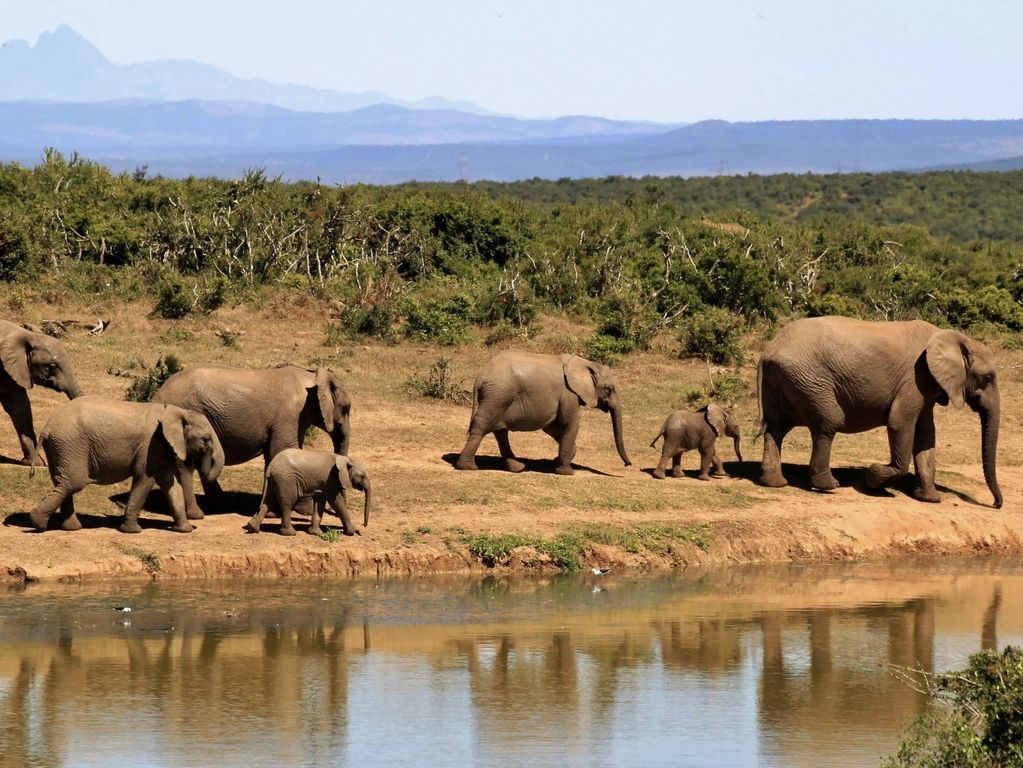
652 468 666 480
913 487 942 504
697 473 711 481
119 522 142 534
279 526 298 536
170 523 196 533
244 519 261 534
57 515 82 532
343 528 356 537
308 526 323 536
19 455 35 467
554 465 575 476
29 510 51 531
711 472 729 479
810 471 839 491
186 507 205 521
454 460 478 471
865 463 892 490
505 458 526 473
758 471 788 488
671 466 684 479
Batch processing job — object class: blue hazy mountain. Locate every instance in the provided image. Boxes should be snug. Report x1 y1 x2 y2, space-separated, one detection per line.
0 24 485 114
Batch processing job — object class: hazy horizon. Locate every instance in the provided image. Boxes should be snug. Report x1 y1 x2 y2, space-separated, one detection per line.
3 1 1021 123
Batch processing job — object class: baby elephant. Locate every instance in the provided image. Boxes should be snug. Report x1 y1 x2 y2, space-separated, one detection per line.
246 450 372 536
29 397 225 533
649 403 743 480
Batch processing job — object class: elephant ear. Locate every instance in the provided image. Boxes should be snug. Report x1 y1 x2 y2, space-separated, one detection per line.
158 406 189 463
563 356 597 407
704 404 727 437
314 367 336 432
334 455 353 490
0 335 32 389
926 330 971 408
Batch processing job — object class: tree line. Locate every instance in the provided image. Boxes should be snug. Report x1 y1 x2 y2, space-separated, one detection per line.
2 151 1022 363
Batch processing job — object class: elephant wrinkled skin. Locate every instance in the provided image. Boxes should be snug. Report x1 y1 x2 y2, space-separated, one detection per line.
0 319 84 463
153 363 351 518
650 404 743 480
757 316 1002 508
28 397 225 533
455 351 631 475
246 450 372 536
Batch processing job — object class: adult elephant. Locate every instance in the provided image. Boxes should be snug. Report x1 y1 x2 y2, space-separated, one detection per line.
758 316 1002 507
153 363 351 518
455 351 631 475
1 320 84 463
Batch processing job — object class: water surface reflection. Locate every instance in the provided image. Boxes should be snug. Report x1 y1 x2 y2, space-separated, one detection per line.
1 560 1020 768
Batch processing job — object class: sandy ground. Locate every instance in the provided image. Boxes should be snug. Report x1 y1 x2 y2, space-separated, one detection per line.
2 297 1022 582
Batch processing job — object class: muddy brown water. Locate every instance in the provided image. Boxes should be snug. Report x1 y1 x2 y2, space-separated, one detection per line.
1 560 1020 767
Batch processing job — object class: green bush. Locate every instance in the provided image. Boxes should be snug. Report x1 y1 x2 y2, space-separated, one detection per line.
404 294 474 345
584 334 634 366
885 646 1023 768
152 279 193 319
679 307 745 365
938 286 1023 331
125 355 183 402
404 356 472 403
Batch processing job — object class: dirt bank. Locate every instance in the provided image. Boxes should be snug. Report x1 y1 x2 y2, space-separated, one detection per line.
2 301 1022 583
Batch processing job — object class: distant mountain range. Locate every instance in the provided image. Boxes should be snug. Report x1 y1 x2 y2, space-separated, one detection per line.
2 26 1023 183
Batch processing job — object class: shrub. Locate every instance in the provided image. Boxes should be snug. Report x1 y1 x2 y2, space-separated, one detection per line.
938 286 1023 331
404 294 474 345
405 356 473 403
152 279 193 319
682 371 749 407
679 307 745 365
584 334 634 366
332 300 398 342
595 293 659 350
885 646 1023 768
125 355 183 402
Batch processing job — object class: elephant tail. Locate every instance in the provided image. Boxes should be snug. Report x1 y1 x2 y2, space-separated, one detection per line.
28 430 46 478
649 432 663 448
467 375 480 433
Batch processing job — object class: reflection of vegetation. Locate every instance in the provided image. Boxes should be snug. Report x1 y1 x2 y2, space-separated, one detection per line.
462 522 715 571
886 646 1023 768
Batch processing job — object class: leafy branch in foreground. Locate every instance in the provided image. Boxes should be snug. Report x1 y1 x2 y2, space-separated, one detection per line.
884 646 1023 768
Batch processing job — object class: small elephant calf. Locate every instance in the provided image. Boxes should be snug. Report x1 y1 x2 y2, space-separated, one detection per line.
649 403 743 480
246 449 372 536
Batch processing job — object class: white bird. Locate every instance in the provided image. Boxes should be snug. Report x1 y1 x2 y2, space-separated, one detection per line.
591 567 611 576
113 606 132 613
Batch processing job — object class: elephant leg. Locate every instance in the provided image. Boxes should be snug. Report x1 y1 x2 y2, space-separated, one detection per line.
697 447 714 480
51 495 82 531
808 429 839 490
178 468 205 520
759 425 790 487
246 502 270 533
154 469 194 534
29 485 80 532
493 429 524 473
866 424 913 490
671 452 684 478
711 451 727 478
327 496 355 536
308 498 326 536
2 389 38 464
120 475 157 534
554 418 579 476
911 407 940 503
279 491 299 536
653 438 674 480
455 431 485 471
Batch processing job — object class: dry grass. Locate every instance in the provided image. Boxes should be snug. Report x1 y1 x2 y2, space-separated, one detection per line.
1 290 1019 554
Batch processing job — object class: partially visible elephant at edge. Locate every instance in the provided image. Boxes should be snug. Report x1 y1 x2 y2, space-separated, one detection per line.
455 351 631 475
649 403 743 480
246 450 372 536
28 397 225 533
757 316 1002 507
0 319 84 463
153 363 352 519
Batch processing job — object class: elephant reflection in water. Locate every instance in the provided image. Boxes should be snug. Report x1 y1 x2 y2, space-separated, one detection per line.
756 599 940 758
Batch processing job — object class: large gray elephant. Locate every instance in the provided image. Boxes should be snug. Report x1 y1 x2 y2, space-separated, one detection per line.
455 351 631 475
28 397 225 533
758 316 1002 507
153 363 352 518
649 403 743 480
246 450 372 536
0 320 84 463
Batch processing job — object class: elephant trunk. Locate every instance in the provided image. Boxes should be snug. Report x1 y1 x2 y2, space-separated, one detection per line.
610 400 631 467
361 478 372 527
732 435 743 464
64 377 84 400
979 399 1002 509
201 438 226 484
332 418 350 456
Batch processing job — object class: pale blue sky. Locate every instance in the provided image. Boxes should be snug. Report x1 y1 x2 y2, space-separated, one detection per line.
3 0 1021 122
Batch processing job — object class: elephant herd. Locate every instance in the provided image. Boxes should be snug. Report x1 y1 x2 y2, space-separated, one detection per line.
0 314 1004 537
